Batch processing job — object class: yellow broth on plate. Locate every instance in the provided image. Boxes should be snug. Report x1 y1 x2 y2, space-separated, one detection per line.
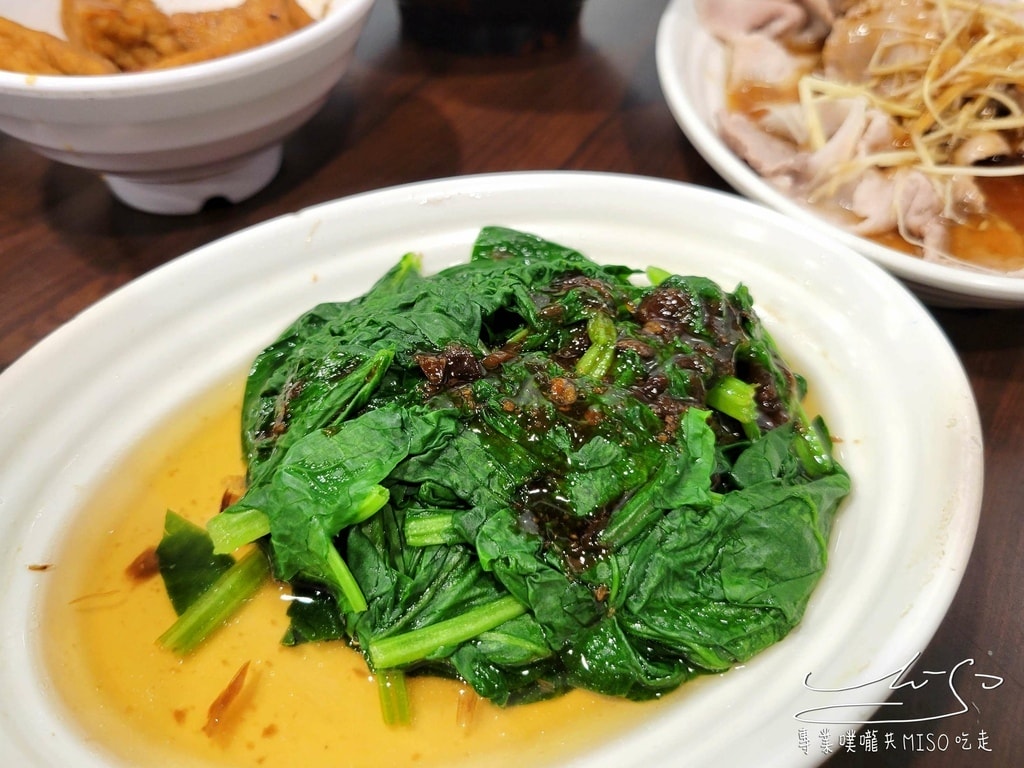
39 375 674 768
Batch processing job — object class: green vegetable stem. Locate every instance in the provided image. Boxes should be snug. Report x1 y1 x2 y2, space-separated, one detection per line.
368 596 527 669
157 547 270 655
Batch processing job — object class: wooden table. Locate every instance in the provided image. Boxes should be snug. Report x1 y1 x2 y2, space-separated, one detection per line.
1 1 1021 766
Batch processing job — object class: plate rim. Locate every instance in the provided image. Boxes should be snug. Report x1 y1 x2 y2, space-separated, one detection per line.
0 170 984 768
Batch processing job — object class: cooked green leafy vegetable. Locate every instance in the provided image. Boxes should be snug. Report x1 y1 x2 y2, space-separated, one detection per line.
157 226 849 716
156 510 235 615
156 510 269 654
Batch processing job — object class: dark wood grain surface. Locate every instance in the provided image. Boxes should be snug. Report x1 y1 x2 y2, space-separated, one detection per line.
1 2 1020 766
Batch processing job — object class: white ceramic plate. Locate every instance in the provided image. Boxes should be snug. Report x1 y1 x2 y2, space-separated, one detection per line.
0 172 982 767
655 0 1024 309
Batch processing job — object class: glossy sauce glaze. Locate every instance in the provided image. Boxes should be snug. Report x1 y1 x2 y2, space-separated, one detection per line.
40 377 674 768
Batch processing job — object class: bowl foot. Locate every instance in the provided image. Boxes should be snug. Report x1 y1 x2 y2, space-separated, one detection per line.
102 144 283 215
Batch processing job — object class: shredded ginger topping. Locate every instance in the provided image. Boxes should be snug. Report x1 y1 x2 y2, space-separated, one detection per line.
804 0 1024 179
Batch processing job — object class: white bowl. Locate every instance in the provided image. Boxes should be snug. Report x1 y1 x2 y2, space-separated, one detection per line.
0 172 982 767
0 0 377 214
655 0 1024 309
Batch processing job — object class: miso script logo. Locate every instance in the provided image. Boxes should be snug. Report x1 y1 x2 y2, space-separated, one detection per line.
796 652 1003 725
793 653 1004 758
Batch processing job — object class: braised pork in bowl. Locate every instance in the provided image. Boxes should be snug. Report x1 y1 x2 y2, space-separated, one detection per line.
0 0 377 214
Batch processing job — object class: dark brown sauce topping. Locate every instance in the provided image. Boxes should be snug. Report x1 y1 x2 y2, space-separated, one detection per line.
415 342 486 389
515 476 610 573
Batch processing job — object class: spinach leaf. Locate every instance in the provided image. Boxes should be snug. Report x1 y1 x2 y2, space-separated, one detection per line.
224 404 460 610
156 510 235 615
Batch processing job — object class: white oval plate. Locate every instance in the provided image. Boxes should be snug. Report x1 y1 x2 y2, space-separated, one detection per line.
655 0 1024 309
0 172 982 767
